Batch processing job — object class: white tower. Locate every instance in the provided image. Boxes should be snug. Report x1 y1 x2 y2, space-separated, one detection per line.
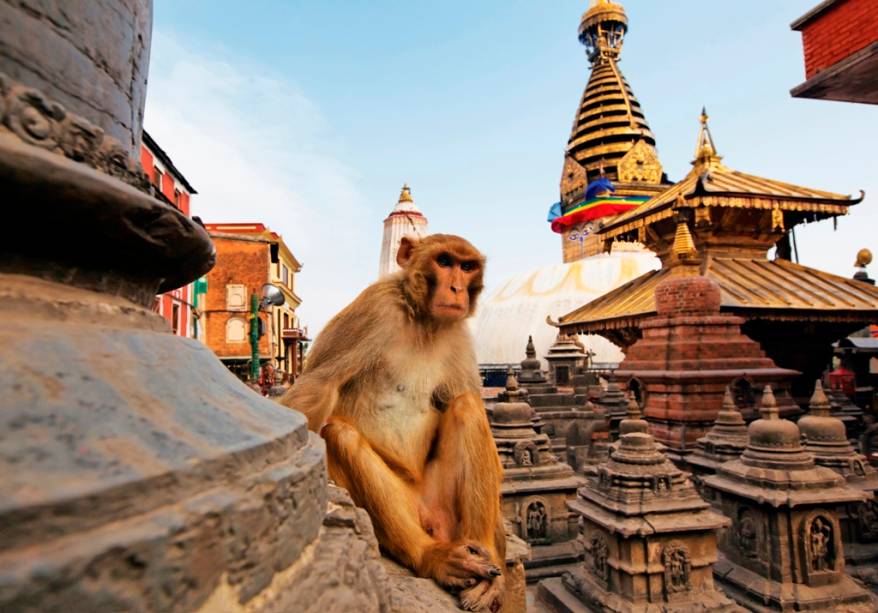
378 184 429 277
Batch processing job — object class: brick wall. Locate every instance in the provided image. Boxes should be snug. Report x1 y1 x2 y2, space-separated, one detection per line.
204 236 271 359
799 0 878 78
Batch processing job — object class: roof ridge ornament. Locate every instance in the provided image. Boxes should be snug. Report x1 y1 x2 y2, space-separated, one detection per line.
693 107 723 170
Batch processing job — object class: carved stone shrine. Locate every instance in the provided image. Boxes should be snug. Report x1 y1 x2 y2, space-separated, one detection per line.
703 386 875 611
800 380 878 589
688 386 749 493
565 400 610 474
538 401 739 612
545 331 587 387
519 334 551 390
490 373 585 582
595 382 629 441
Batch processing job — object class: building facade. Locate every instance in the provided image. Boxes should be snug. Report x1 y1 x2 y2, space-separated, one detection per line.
791 0 878 104
202 223 305 383
140 131 202 338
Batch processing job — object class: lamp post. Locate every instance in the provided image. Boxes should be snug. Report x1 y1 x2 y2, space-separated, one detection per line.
249 283 286 382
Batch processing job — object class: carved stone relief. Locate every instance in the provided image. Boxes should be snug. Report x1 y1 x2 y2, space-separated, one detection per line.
662 541 692 594
525 501 548 541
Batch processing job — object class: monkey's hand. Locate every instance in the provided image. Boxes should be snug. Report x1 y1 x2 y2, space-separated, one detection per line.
460 574 505 613
419 541 501 591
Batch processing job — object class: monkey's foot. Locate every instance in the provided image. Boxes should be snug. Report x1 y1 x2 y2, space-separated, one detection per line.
421 541 500 590
460 574 505 613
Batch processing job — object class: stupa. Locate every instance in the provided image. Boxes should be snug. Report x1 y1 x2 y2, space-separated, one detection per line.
519 335 551 391
564 400 610 473
471 0 664 370
687 387 749 489
703 386 874 611
538 396 738 612
545 331 588 386
491 372 585 582
799 380 878 585
595 381 629 440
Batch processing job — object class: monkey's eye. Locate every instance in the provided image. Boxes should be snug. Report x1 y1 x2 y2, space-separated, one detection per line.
436 253 453 268
461 261 477 272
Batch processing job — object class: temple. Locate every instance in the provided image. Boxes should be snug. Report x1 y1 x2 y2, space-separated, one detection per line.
558 109 878 406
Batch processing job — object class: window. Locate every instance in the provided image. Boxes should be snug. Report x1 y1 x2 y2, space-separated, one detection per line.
226 318 246 343
172 303 181 335
226 284 247 311
174 189 181 209
154 168 163 192
281 264 289 287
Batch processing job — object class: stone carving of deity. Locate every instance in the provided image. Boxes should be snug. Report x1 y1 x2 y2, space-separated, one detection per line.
808 516 835 572
526 501 548 540
662 542 692 594
590 534 610 582
736 508 759 559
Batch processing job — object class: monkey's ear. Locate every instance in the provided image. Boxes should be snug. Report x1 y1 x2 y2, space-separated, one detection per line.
396 236 419 268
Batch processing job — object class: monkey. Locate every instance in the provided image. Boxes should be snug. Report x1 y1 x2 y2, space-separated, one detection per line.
280 234 506 612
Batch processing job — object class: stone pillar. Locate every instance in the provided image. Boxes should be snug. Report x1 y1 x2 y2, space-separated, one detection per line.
703 386 875 611
615 274 800 465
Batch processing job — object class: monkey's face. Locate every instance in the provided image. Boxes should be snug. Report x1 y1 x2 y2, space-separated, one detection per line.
428 250 481 322
396 234 485 323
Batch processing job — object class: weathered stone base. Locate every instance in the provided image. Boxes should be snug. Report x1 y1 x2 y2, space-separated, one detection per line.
537 574 741 612
525 541 583 583
846 542 878 594
714 554 876 612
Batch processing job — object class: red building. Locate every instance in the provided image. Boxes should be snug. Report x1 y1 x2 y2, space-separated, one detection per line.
791 0 878 104
140 131 202 338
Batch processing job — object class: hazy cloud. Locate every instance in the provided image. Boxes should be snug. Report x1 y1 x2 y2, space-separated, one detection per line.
144 32 375 335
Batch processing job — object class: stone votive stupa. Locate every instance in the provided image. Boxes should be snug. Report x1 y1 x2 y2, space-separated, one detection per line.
565 400 610 474
687 386 748 492
538 394 738 612
595 381 628 440
800 380 878 587
519 335 551 391
703 386 875 611
491 371 586 581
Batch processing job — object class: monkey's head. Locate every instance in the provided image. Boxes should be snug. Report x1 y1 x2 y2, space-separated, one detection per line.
396 234 485 324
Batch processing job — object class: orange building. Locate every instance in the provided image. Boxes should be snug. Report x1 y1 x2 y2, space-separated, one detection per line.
202 223 306 382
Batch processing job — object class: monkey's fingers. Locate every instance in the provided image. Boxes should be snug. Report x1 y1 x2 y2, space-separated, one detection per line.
461 575 505 613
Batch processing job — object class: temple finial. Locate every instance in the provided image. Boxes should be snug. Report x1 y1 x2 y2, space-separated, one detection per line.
398 183 413 203
693 107 722 168
760 385 779 419
672 220 697 259
809 379 831 417
506 367 519 392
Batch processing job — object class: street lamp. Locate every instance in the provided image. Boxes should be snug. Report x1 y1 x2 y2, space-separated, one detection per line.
249 283 285 382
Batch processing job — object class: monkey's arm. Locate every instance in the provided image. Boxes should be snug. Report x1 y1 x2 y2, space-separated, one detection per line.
279 283 398 431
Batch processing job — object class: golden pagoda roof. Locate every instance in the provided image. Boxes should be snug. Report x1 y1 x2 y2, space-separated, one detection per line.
600 111 862 239
564 0 663 191
558 258 878 334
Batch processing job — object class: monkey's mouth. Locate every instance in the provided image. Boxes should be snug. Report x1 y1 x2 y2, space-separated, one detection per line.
435 304 465 312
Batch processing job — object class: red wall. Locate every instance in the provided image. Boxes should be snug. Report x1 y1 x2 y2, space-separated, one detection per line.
800 0 878 78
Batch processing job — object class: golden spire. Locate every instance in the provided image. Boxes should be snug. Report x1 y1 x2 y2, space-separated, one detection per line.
398 183 413 203
693 107 722 169
672 219 697 259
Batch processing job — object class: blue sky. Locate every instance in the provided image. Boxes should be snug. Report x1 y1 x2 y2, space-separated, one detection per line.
145 1 877 334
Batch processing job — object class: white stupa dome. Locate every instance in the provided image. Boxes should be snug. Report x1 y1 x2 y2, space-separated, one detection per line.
471 245 659 368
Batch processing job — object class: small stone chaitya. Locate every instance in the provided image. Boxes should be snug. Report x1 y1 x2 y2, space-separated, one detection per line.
703 386 875 611
490 373 585 581
688 386 749 491
799 380 878 587
537 398 739 612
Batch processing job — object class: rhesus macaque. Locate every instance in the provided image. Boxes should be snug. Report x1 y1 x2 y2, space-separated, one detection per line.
281 234 505 612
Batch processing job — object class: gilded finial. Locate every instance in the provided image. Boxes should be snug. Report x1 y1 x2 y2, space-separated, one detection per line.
672 220 696 258
398 184 413 203
809 380 831 417
693 107 721 168
759 385 779 419
855 248 872 268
